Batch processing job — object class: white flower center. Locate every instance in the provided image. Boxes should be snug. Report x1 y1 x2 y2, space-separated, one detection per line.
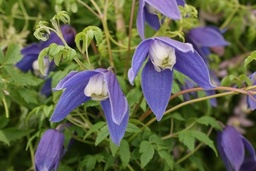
149 40 176 72
84 74 108 101
32 58 50 77
145 4 158 15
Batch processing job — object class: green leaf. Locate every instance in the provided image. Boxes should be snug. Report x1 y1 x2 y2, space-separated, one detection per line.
0 48 4 64
196 116 221 130
95 125 109 146
84 121 106 139
245 51 256 68
119 140 130 168
0 128 32 146
158 150 174 170
126 123 141 133
178 130 195 151
139 140 155 168
190 130 217 156
109 141 119 156
4 44 22 64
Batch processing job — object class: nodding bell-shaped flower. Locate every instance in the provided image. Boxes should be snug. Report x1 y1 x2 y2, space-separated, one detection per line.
35 129 65 171
247 72 256 110
128 37 214 121
217 126 256 171
16 25 76 96
50 68 129 145
186 26 229 64
137 0 185 39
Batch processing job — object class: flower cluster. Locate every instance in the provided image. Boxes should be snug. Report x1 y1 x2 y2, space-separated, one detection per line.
16 25 76 96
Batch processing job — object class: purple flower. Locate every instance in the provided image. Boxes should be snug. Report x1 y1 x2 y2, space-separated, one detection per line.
16 25 76 96
186 26 229 63
50 69 129 145
35 129 65 171
248 72 256 110
128 37 214 120
217 126 256 171
137 0 184 39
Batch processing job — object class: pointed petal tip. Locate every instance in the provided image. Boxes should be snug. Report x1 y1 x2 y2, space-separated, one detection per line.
128 69 135 85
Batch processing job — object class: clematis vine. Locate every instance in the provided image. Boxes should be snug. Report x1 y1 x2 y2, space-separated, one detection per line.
128 37 214 121
247 72 256 110
186 26 230 64
35 129 65 171
137 0 185 39
50 68 129 145
217 126 256 171
16 25 76 96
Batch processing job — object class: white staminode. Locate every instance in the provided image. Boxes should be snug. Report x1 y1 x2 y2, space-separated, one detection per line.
149 40 176 72
146 4 158 14
84 74 108 101
32 58 50 77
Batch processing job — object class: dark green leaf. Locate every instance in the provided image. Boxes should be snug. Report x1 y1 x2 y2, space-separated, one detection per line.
95 125 109 146
196 116 221 130
119 140 130 168
178 130 195 151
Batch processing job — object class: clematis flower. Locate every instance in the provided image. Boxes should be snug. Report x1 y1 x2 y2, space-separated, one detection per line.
16 25 76 96
50 68 129 145
247 72 256 110
128 37 214 120
186 26 229 63
217 126 256 171
35 129 65 171
137 0 185 39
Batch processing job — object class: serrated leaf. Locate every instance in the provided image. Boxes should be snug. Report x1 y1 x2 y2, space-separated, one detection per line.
190 130 217 156
178 130 195 151
119 140 130 168
95 125 109 146
196 116 221 130
0 128 32 146
4 44 22 64
158 150 174 170
139 140 155 168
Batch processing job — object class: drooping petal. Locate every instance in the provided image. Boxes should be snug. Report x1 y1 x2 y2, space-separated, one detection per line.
128 39 152 84
54 71 79 90
144 6 161 30
146 0 181 21
136 0 146 39
101 99 129 145
35 129 64 171
176 0 185 6
240 159 256 171
156 37 194 53
16 54 38 72
174 50 214 90
41 78 52 97
217 132 233 171
104 70 128 125
205 90 217 107
141 61 173 121
187 27 230 47
21 43 43 56
50 71 98 122
221 126 245 171
241 136 256 160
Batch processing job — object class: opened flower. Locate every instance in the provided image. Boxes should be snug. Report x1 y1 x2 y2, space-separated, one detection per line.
16 25 76 96
50 68 129 145
128 37 214 120
186 26 229 63
137 0 185 39
35 129 65 171
217 126 256 171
